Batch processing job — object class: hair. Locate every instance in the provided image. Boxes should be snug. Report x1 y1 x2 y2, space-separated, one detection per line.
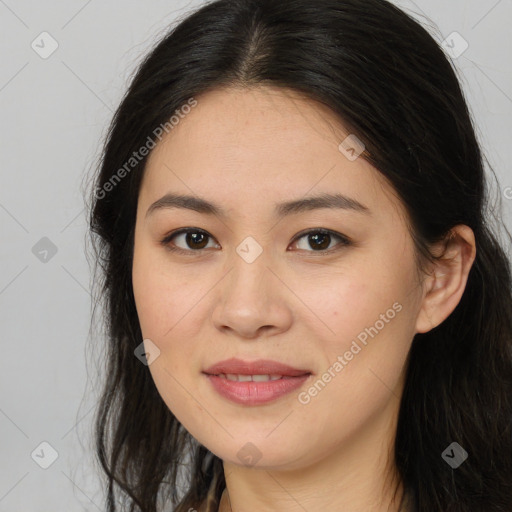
85 0 512 510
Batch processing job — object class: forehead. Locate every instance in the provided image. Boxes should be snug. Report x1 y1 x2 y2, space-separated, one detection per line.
140 86 403 222
150 86 355 163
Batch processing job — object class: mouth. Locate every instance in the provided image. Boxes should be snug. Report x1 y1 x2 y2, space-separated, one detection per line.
209 373 308 381
202 358 312 405
203 357 312 378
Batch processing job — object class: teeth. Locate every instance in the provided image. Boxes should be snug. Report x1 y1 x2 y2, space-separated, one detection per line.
219 374 283 382
233 374 251 382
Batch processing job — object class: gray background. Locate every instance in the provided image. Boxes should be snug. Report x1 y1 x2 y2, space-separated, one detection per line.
1 0 511 510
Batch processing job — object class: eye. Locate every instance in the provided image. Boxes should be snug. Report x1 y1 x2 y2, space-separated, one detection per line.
160 228 219 254
160 227 351 255
289 228 351 254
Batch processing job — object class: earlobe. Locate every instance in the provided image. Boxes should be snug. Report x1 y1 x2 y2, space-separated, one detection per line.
415 225 476 334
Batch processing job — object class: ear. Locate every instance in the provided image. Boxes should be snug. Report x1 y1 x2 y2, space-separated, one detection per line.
415 225 476 334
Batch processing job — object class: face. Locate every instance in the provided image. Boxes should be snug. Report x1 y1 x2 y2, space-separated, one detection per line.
132 86 426 470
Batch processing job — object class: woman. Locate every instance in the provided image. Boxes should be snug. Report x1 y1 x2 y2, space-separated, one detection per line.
87 0 512 510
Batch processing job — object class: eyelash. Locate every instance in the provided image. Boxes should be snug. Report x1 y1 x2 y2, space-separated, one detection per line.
159 227 352 256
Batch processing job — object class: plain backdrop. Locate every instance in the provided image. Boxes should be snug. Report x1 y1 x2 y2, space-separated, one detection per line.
0 0 511 510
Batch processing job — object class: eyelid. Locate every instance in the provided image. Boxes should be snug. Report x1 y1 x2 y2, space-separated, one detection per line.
160 227 219 254
160 227 351 255
288 228 351 254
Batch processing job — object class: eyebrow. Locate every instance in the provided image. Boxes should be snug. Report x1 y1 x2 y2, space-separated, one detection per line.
145 192 371 219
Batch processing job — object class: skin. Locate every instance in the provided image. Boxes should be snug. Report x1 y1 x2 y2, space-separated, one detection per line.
131 86 476 512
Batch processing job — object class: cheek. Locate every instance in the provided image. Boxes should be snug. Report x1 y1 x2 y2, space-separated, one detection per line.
309 253 416 371
132 260 168 339
304 269 389 342
132 250 203 422
132 244 185 346
132 246 214 393
132 244 199 339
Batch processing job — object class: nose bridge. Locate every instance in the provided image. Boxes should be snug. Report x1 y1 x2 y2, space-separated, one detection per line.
227 234 271 301
211 233 291 336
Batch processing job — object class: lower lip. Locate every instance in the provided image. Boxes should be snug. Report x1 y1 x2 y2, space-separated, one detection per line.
204 373 311 405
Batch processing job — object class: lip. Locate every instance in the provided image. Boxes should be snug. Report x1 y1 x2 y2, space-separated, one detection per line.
203 357 312 377
204 374 311 405
202 358 312 406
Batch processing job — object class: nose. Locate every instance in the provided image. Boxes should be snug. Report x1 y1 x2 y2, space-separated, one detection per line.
210 246 293 339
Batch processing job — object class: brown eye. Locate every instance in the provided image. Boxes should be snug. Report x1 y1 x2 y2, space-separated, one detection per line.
180 231 209 250
290 229 351 253
161 228 219 253
160 227 351 256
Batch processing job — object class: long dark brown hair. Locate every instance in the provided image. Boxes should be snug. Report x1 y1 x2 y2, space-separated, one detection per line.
86 0 512 510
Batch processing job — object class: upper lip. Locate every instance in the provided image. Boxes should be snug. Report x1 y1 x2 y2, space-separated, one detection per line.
203 357 312 377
